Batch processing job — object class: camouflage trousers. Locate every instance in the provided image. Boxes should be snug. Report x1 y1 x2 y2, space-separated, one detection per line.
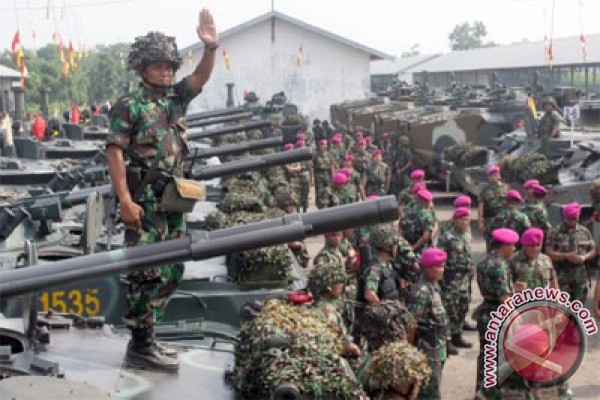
390 172 410 197
556 265 588 304
441 273 471 336
123 201 186 330
314 171 330 209
418 350 445 400
298 179 310 211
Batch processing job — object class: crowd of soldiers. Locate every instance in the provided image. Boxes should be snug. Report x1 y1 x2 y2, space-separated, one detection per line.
268 120 594 399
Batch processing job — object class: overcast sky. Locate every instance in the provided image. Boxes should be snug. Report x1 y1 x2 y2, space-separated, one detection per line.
1 0 599 57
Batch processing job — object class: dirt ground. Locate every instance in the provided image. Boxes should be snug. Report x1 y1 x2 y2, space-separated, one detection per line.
303 187 600 400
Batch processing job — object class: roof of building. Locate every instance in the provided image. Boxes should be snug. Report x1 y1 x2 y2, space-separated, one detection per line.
181 11 392 61
370 54 440 75
0 64 21 80
406 33 600 73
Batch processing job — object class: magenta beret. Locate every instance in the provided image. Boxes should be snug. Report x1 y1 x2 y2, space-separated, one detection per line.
295 140 305 147
492 228 519 245
296 132 306 140
410 169 425 180
420 248 447 268
340 167 352 177
531 184 548 195
453 207 470 219
417 189 433 201
411 182 427 194
562 202 581 220
332 172 348 185
371 149 382 156
487 165 501 175
283 143 294 151
332 137 342 144
522 179 540 189
343 152 354 161
506 189 523 202
365 136 373 143
521 228 544 246
357 139 366 146
454 195 472 208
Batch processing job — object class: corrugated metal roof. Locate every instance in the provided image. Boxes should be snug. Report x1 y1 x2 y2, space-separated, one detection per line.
406 33 600 73
0 64 21 79
370 54 440 75
181 11 392 61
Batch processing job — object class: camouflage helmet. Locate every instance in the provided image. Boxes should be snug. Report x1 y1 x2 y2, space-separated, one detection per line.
275 188 298 208
307 258 346 295
128 31 183 72
369 223 397 249
366 341 431 390
542 96 559 110
360 300 416 350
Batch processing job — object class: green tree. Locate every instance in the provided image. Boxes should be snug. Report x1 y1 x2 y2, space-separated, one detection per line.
448 21 495 51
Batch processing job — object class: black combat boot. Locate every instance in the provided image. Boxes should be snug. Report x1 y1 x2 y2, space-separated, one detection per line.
126 328 179 371
447 339 459 356
452 333 473 349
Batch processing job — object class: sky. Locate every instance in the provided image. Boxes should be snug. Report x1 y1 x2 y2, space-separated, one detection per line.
1 0 599 58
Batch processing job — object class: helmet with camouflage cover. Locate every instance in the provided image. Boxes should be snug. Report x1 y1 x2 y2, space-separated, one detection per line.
275 188 298 208
366 341 430 391
369 223 397 249
307 258 346 295
360 300 415 351
128 31 183 73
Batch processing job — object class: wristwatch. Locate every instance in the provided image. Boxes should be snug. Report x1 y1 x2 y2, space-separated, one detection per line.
206 43 219 52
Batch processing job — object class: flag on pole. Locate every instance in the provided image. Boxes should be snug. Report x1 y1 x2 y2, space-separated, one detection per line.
222 49 230 70
294 45 303 67
580 34 587 61
11 30 20 58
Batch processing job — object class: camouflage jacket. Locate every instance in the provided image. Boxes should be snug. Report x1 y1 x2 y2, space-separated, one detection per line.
396 187 413 207
509 250 557 289
392 147 413 171
437 224 472 277
520 201 551 232
108 79 199 176
546 223 595 269
353 151 371 174
476 252 514 302
538 110 564 138
312 151 335 173
330 145 345 164
393 236 419 282
346 170 362 199
359 253 399 301
298 160 312 183
313 244 346 273
400 204 435 246
318 186 354 208
364 162 390 196
315 298 349 340
489 208 532 237
479 182 508 219
409 277 447 358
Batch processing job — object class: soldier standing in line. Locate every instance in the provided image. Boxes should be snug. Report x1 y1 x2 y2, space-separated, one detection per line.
488 190 531 243
353 138 371 177
351 131 364 154
362 149 390 197
313 231 346 276
473 228 519 394
313 139 336 209
339 167 361 203
330 135 345 165
365 135 378 153
478 165 508 245
106 9 218 371
390 135 414 198
510 228 559 291
396 169 426 209
546 203 596 304
437 207 473 357
341 153 364 200
294 139 312 213
438 195 472 237
319 172 353 208
409 248 448 400
400 189 437 254
521 183 552 236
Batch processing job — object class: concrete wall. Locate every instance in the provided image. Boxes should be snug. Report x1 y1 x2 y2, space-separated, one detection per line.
178 17 371 120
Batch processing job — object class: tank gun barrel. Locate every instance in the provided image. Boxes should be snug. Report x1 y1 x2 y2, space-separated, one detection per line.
192 147 312 180
186 112 253 128
185 138 283 161
185 107 247 122
187 120 271 141
0 196 398 297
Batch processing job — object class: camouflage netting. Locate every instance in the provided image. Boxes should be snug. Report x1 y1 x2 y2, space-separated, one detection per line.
217 192 265 214
365 341 430 392
443 143 488 168
499 153 559 185
307 257 346 296
234 299 366 399
358 300 416 351
591 180 600 212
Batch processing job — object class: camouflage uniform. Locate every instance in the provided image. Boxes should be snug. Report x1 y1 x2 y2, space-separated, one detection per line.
313 150 335 209
108 80 199 330
437 223 473 337
353 151 371 176
297 160 312 211
313 243 346 275
409 276 447 400
488 208 531 242
357 253 400 303
400 204 436 253
330 145 345 165
364 162 390 196
538 110 563 138
546 223 594 303
346 170 362 201
509 250 557 289
284 162 303 203
474 252 513 392
389 147 413 196
478 182 508 236
394 235 419 304
521 200 551 233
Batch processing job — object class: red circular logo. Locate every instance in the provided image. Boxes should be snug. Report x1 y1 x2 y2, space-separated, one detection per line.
502 305 583 385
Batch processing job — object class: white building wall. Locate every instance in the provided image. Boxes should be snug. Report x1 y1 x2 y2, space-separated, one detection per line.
177 18 371 120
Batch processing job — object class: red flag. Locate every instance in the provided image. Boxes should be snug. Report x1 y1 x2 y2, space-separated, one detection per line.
11 30 20 56
580 34 588 61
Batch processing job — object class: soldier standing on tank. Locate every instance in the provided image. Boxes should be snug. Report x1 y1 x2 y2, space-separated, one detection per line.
538 96 565 155
106 9 218 371
477 165 508 246
546 203 596 305
362 149 390 197
408 247 448 400
313 139 336 209
473 228 519 393
400 189 437 254
488 190 531 244
437 207 473 357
